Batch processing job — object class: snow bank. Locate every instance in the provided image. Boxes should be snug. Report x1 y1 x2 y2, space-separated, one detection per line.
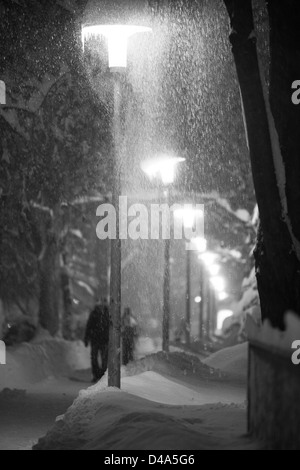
0 337 90 391
34 383 256 451
123 350 224 380
71 350 226 386
32 348 252 450
203 343 248 380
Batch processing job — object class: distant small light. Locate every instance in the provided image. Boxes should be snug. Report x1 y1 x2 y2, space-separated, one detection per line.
218 292 229 301
195 296 202 304
208 263 220 276
191 237 207 253
210 276 225 292
199 251 218 267
230 250 242 260
174 210 204 230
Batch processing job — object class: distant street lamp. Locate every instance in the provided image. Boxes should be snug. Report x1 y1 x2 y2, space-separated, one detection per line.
141 156 185 186
174 211 205 346
82 0 152 388
142 155 185 352
208 263 220 277
199 251 219 267
218 291 229 301
210 275 226 293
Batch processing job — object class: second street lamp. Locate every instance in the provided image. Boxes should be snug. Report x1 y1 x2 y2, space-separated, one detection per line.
141 155 185 352
82 0 152 388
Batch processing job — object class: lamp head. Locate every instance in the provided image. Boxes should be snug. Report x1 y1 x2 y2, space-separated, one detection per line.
141 155 185 186
82 0 152 70
82 0 150 27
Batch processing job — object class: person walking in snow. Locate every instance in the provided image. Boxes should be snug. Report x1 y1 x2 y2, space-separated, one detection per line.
122 307 138 366
85 299 110 383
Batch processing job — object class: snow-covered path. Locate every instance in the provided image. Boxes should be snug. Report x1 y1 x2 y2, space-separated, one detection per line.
0 379 86 450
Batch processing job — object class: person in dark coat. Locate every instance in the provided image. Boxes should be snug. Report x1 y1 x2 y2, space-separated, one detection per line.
85 299 110 383
122 307 138 366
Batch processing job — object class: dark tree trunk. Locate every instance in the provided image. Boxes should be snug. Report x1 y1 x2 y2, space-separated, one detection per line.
223 0 300 328
267 0 300 239
61 253 73 341
39 227 60 336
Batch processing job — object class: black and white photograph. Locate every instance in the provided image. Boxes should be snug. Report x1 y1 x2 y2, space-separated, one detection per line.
0 0 300 453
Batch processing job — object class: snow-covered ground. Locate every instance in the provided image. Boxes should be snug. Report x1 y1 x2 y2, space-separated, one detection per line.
0 334 91 450
203 343 248 380
0 332 90 391
0 336 257 450
0 378 85 450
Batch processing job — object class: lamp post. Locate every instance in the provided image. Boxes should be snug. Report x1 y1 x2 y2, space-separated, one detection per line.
141 155 185 352
187 235 206 344
82 0 152 388
0 80 6 105
199 259 205 339
191 238 208 340
199 251 225 338
174 207 205 346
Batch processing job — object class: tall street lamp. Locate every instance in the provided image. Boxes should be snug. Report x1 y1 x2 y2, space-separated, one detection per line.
141 155 185 352
82 0 152 388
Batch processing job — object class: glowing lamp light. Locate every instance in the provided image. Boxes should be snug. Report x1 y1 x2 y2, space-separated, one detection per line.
82 24 151 69
141 156 185 186
192 237 207 253
217 310 233 331
218 291 229 301
174 209 204 230
82 0 152 70
210 276 225 292
208 263 220 276
195 296 202 304
199 251 218 267
230 249 242 260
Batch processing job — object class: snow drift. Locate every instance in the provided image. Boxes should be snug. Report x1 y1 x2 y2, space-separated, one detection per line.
34 382 256 450
0 335 90 391
203 343 248 380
